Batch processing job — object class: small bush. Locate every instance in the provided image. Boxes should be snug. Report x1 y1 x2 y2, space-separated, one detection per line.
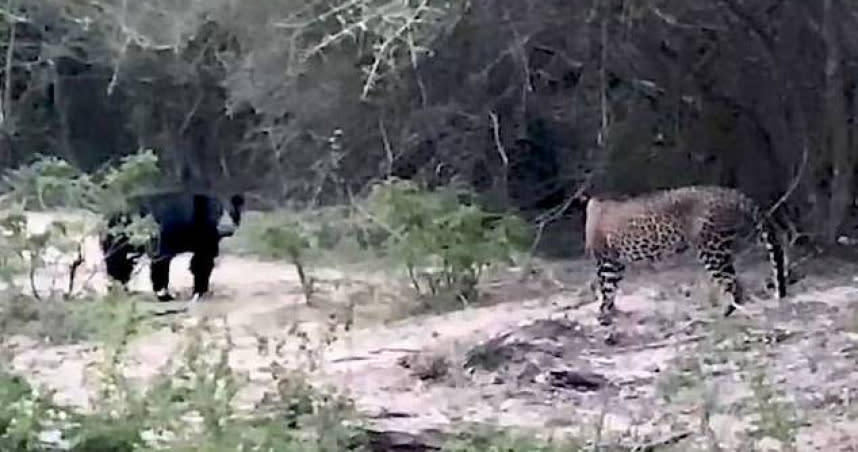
0 207 94 300
0 156 85 210
90 150 163 215
0 150 166 310
0 367 66 452
232 205 380 259
363 178 531 305
63 315 367 452
746 367 800 449
232 180 532 312
256 220 316 304
0 291 151 345
0 150 162 214
234 204 394 305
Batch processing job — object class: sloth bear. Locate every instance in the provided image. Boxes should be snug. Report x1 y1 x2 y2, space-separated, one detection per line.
100 191 245 302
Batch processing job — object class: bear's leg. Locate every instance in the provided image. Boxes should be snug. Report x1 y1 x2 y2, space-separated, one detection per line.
150 255 175 301
101 216 140 290
103 244 135 288
189 249 216 303
188 227 220 303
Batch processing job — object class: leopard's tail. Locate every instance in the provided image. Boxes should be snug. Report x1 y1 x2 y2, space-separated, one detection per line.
744 198 787 299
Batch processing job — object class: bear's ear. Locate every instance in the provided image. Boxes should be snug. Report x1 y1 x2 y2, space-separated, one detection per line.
230 194 245 210
228 193 245 226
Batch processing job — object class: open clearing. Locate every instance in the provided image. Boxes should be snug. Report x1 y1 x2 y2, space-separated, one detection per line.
5 210 858 451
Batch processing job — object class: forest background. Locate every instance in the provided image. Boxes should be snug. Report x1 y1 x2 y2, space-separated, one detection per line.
1 0 856 250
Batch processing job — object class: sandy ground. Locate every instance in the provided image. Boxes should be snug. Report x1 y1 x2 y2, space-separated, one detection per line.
5 210 858 451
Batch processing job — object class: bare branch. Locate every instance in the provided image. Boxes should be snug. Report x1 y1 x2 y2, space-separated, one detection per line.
648 5 726 31
359 0 431 100
0 0 15 129
488 111 508 167
0 5 26 23
379 117 393 178
406 29 427 107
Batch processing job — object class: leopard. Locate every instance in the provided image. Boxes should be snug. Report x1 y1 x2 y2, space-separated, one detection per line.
583 185 787 325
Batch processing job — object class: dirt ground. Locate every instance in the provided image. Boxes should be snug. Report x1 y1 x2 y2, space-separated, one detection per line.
5 210 858 451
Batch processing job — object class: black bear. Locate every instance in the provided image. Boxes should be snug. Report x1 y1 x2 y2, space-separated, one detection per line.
100 191 245 302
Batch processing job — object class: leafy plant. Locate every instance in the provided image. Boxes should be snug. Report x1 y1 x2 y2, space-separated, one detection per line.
0 150 163 303
0 368 64 452
0 210 29 288
746 367 800 450
363 178 531 305
0 155 86 210
256 221 316 304
91 149 163 215
0 208 88 299
0 149 162 215
63 313 367 452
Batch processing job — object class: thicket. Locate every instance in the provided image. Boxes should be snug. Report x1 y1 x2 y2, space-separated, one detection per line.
0 0 854 248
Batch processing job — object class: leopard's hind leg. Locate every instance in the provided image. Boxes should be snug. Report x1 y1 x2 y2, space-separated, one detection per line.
694 230 743 317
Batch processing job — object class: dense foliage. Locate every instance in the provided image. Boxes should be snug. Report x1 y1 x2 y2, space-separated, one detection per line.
0 0 856 245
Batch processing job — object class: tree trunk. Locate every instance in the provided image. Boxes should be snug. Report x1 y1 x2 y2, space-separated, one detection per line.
51 64 79 168
718 0 808 213
822 0 854 243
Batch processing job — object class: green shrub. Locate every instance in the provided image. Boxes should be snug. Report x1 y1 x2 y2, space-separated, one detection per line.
0 150 162 302
0 155 85 210
90 150 163 215
363 178 531 305
0 368 65 452
256 220 316 304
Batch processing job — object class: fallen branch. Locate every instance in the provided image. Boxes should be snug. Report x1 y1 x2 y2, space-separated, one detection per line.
357 427 445 451
631 430 693 452
609 333 708 354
